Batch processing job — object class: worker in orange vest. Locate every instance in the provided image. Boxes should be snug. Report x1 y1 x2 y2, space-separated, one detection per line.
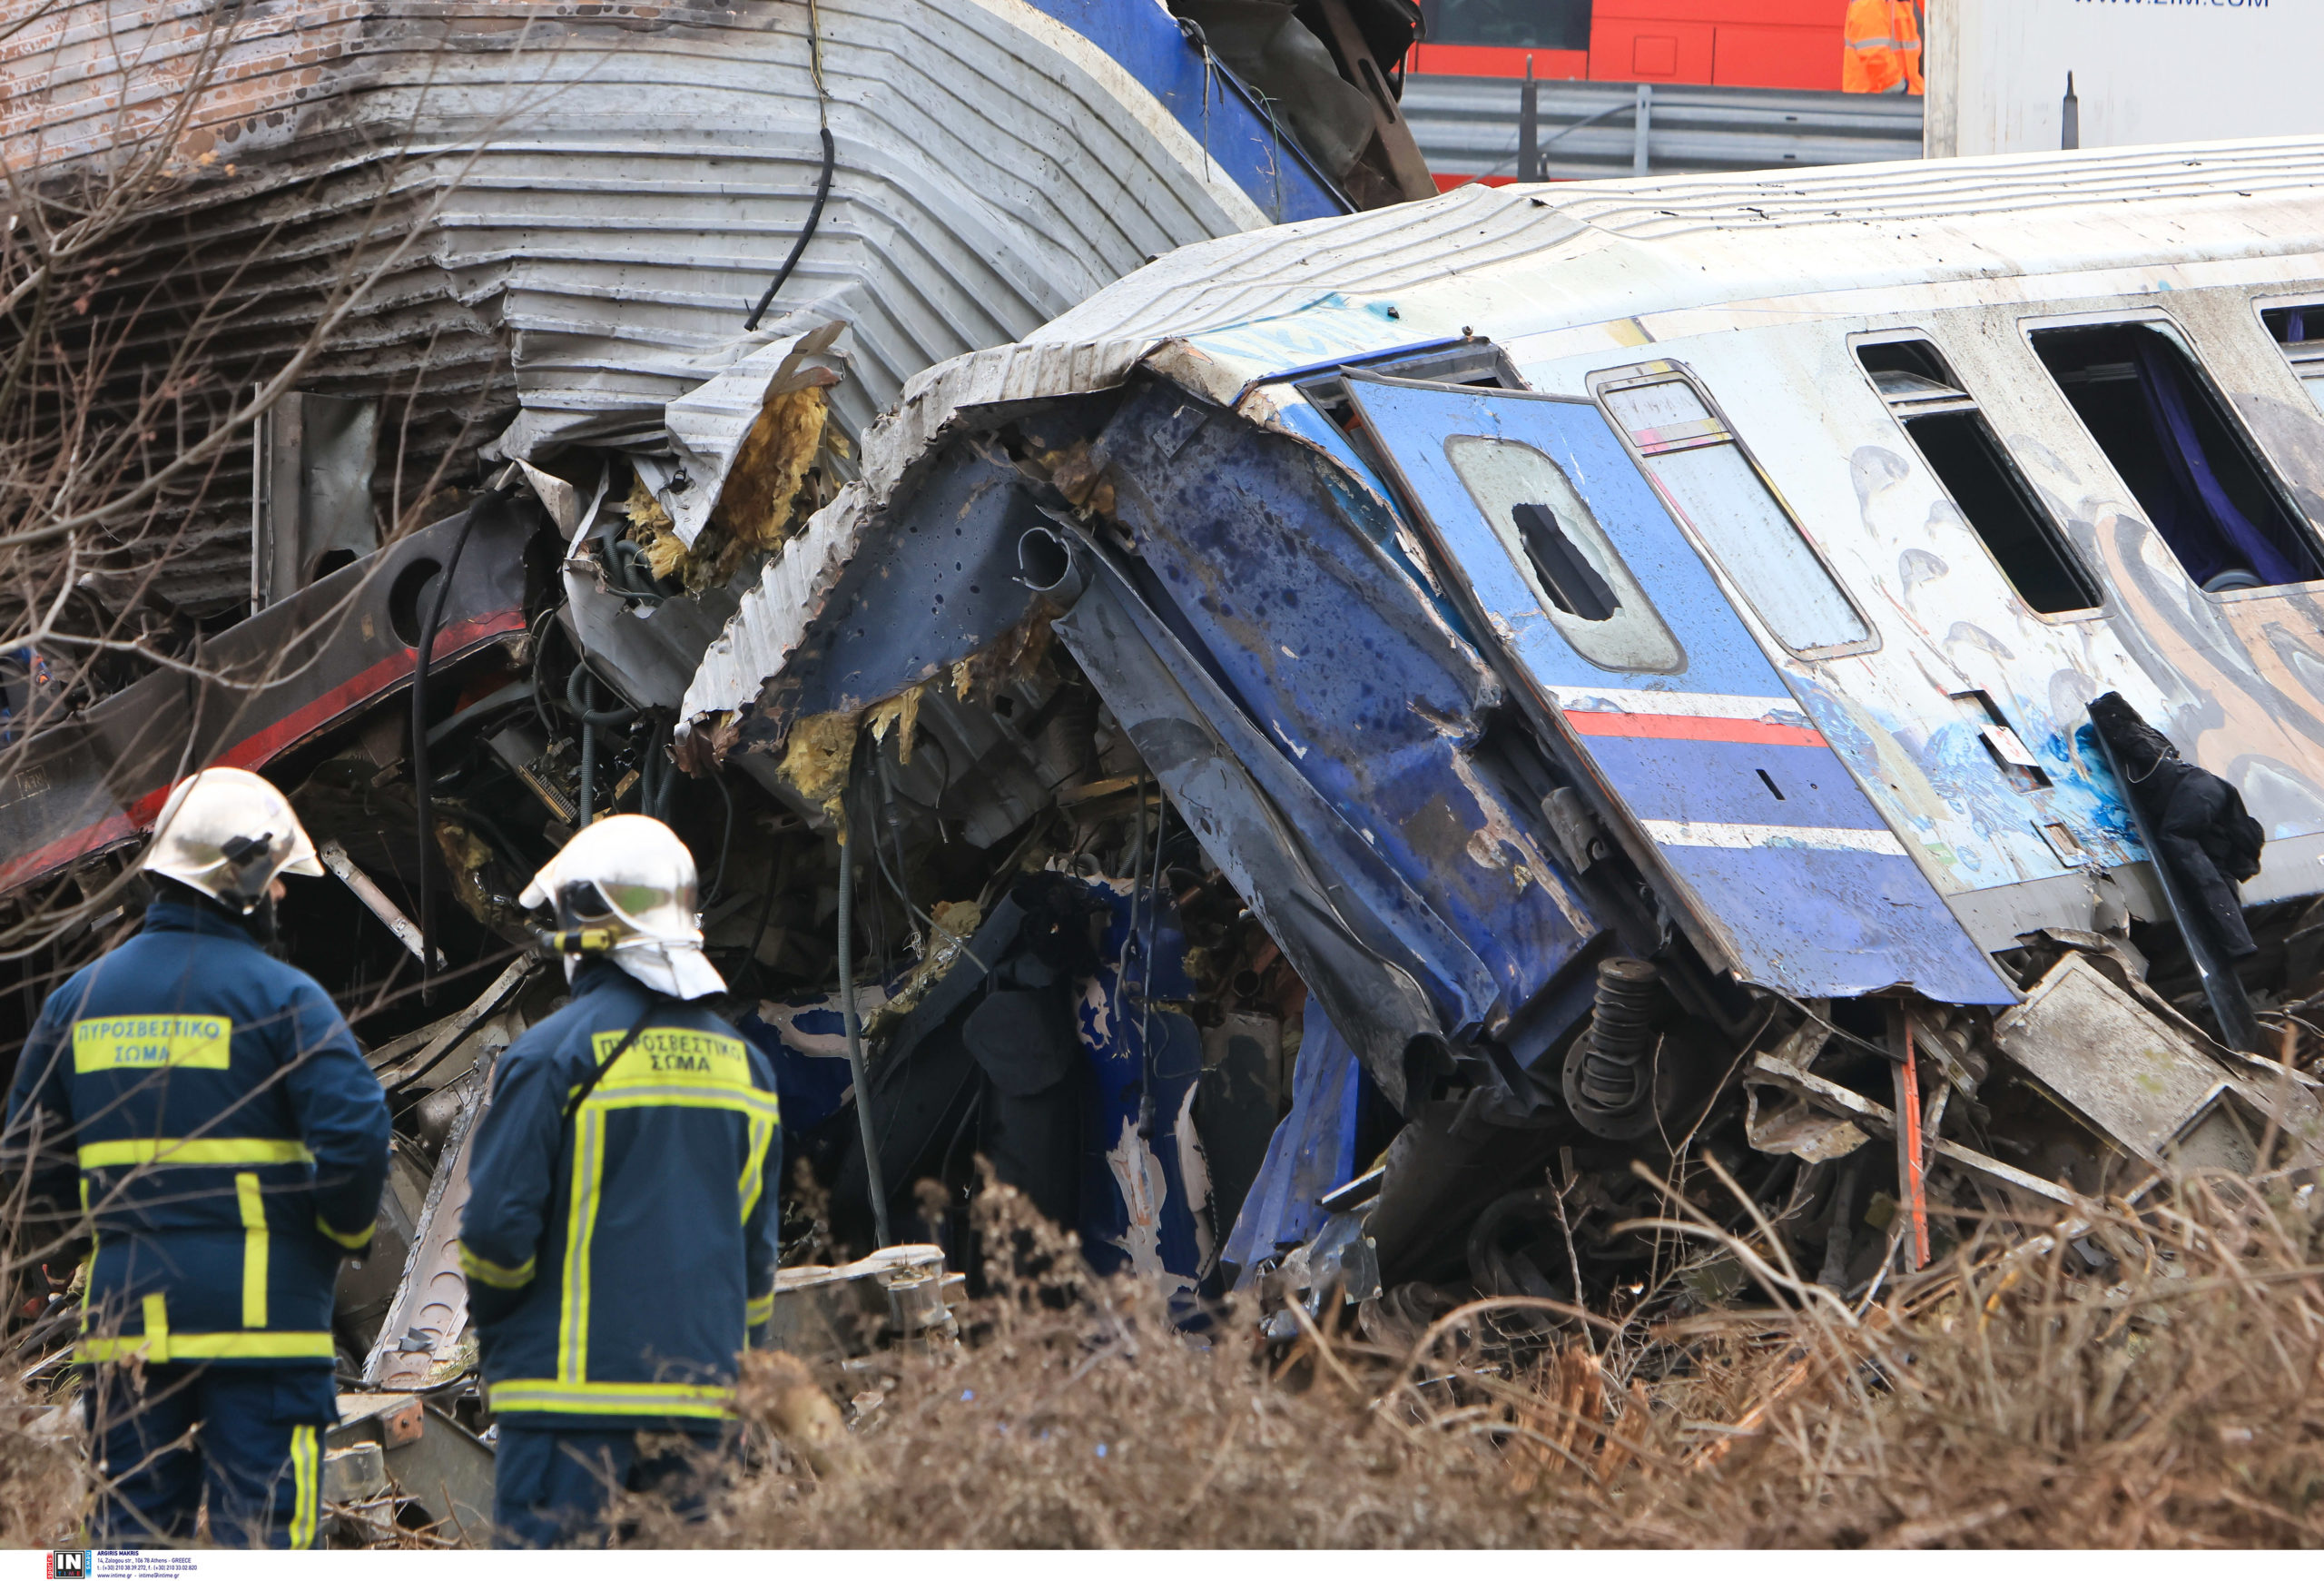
1842 0 1924 95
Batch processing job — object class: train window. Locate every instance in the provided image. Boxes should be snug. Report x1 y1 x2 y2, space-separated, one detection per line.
1858 340 2102 616
2259 303 2324 412
1421 1 1593 52
1599 378 1874 655
1445 434 1685 674
2029 321 2324 592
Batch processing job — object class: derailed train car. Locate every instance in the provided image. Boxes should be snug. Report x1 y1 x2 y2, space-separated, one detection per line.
680 136 2324 1319
14 72 2324 1382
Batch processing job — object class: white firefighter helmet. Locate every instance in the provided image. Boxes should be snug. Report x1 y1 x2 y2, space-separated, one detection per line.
519 814 725 1000
142 766 325 913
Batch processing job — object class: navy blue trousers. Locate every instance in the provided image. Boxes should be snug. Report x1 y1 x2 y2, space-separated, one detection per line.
83 1364 336 1548
492 1425 724 1548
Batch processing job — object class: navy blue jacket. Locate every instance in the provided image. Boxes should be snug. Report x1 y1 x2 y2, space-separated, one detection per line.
4 899 390 1366
459 963 781 1431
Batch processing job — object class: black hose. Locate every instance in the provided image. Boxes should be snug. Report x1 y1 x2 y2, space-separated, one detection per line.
640 717 676 823
565 660 637 727
412 501 489 1005
745 124 836 332
736 840 789 995
706 770 734 904
838 831 891 1248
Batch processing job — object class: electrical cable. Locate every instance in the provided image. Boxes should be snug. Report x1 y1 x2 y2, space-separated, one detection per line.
706 769 734 904
874 744 925 957
744 0 834 331
528 607 568 742
862 795 988 974
1135 780 1169 1138
564 659 638 727
578 710 596 827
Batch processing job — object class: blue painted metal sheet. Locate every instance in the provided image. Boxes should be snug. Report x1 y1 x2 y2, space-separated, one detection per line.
758 450 1046 734
1344 375 2014 1006
1054 564 1481 1111
1074 878 1207 1289
1220 1013 1363 1281
1265 392 1479 644
1023 0 1348 224
1095 384 1603 1037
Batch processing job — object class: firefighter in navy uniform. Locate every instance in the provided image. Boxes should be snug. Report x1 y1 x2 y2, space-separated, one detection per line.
458 815 781 1547
3 767 390 1547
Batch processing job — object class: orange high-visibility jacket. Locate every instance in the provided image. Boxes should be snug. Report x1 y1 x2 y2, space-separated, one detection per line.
1842 0 1924 95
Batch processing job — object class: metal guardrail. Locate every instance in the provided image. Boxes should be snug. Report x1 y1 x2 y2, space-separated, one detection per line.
1403 76 1925 183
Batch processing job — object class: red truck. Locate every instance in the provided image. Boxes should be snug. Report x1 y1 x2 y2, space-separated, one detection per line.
1409 0 1848 90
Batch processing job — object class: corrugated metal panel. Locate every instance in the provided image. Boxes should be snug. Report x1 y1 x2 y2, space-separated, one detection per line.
1403 75 1924 183
1031 136 2324 353
1 0 1277 615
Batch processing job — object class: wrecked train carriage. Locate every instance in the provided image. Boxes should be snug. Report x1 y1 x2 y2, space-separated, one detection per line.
0 0 1438 968
2 0 1424 620
682 141 2324 1309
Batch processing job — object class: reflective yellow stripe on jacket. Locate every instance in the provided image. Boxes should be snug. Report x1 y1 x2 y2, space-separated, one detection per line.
77 1137 313 1170
487 1378 734 1419
545 1027 774 1409
235 1172 268 1329
77 1286 335 1367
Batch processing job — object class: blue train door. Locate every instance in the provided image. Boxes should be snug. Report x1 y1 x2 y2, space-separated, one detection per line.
1344 374 2012 1006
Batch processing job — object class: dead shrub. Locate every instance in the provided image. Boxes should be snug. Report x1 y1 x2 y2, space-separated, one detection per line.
600 1171 2323 1549
0 1374 85 1547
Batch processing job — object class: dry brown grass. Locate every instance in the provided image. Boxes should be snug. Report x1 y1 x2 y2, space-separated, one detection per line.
606 1168 2324 1550
0 1378 85 1547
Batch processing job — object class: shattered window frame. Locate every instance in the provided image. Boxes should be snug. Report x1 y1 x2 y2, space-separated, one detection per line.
1849 329 2107 623
2020 304 2324 598
1590 362 1882 662
1442 430 1688 675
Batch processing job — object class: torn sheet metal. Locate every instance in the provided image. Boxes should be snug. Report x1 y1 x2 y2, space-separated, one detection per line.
1343 375 2015 1006
365 1077 492 1391
1054 566 1473 1112
1076 882 1208 1290
0 503 531 898
507 321 850 553
1220 1015 1365 1279
743 448 1056 740
1992 952 2315 1170
5 0 1290 613
1089 380 1603 1044
683 336 1158 723
1743 1082 1870 1163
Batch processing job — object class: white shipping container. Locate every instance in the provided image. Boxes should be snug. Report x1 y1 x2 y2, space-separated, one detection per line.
1925 0 2324 157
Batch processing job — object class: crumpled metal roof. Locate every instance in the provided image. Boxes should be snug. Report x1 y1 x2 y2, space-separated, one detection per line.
679 134 2324 724
3 0 1275 613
